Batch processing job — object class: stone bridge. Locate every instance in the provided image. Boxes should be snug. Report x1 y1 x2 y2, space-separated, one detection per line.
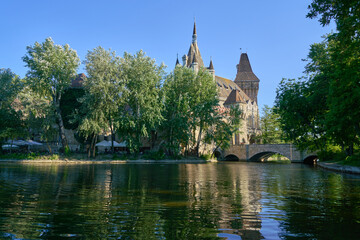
220 144 316 163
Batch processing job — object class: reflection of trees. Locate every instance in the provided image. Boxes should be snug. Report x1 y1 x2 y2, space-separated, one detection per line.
1 163 359 239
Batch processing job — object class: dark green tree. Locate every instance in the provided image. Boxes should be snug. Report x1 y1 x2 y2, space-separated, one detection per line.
77 46 123 157
259 105 284 144
22 38 80 152
117 50 165 154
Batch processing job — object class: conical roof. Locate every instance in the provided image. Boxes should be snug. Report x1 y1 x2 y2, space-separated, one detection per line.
208 59 214 70
235 53 259 82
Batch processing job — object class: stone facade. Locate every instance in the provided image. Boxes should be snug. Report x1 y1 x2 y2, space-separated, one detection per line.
179 22 261 144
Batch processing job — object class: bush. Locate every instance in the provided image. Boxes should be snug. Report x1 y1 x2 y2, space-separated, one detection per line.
200 153 212 160
142 150 165 160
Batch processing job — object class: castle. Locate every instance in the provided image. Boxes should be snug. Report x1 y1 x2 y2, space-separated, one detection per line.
178 22 261 144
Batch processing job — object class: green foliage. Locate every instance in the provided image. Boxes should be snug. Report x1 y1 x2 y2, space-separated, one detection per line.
117 50 165 154
200 153 212 160
162 66 218 157
142 150 165 160
23 37 80 150
276 2 360 157
76 46 123 157
0 69 26 144
60 88 85 130
260 105 284 144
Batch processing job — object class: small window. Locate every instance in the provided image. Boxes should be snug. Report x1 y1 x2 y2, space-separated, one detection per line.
223 84 228 89
229 85 233 90
217 82 222 87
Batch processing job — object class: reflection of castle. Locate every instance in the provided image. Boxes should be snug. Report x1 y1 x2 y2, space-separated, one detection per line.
177 22 261 144
180 163 263 239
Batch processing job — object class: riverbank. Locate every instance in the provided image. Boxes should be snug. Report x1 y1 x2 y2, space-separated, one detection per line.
0 159 210 164
317 161 360 175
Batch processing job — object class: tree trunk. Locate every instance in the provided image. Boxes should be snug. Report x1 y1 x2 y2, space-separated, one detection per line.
195 123 203 157
55 100 68 152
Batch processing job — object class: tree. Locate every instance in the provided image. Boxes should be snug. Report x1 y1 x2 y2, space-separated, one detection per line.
22 37 80 152
18 87 58 153
161 66 193 156
275 78 328 152
190 69 219 156
76 46 123 157
161 66 218 157
117 50 165 154
0 69 25 152
259 105 284 144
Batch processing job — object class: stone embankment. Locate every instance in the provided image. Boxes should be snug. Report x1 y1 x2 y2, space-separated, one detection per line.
317 162 360 175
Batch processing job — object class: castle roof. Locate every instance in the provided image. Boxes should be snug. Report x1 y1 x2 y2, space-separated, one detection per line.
224 89 246 105
208 59 214 70
235 53 259 82
215 76 250 102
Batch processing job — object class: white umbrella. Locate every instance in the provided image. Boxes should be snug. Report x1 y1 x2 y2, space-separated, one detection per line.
27 140 43 146
95 140 112 147
113 141 126 147
2 144 19 149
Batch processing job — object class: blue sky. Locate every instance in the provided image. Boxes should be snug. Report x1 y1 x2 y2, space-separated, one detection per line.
1 0 335 111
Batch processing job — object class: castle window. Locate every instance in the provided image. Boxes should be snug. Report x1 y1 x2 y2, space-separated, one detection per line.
229 85 233 90
223 84 228 89
217 82 222 87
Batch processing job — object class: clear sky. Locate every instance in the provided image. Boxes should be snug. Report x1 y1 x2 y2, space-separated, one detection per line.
1 0 335 112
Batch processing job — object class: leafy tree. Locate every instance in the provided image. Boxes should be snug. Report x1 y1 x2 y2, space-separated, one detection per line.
190 69 218 156
162 66 218 157
117 50 165 153
18 87 58 153
76 46 123 157
0 69 25 152
259 105 284 144
275 77 328 152
161 66 193 156
22 37 80 152
60 88 85 130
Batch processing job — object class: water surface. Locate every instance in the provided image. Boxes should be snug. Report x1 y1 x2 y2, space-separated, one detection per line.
0 162 359 239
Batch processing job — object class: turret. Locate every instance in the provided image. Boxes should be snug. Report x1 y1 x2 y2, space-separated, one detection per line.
192 21 197 44
208 58 215 80
234 53 260 103
191 52 199 74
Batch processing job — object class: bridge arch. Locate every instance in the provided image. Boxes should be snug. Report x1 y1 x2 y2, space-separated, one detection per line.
248 151 291 162
224 154 241 161
303 155 318 164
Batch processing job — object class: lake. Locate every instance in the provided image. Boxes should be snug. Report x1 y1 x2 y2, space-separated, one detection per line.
0 162 359 239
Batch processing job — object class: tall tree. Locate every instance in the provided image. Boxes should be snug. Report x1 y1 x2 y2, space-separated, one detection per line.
22 38 80 152
0 69 25 151
76 46 123 157
259 105 284 144
162 66 218 157
117 50 165 153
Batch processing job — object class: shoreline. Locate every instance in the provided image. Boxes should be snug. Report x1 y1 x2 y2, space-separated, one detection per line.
0 159 210 164
317 162 360 175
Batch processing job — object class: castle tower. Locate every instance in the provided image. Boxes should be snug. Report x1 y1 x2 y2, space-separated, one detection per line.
185 21 204 68
208 58 215 80
234 53 260 103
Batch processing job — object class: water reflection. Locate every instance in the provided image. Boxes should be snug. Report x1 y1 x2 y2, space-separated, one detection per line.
0 163 359 239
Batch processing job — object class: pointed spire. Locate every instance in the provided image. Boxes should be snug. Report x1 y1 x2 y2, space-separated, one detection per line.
239 53 253 73
175 53 180 66
208 57 214 70
193 19 197 35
